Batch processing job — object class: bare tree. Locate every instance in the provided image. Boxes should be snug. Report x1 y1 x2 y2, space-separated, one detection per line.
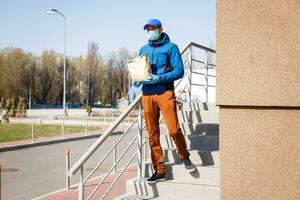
106 52 117 106
86 41 101 106
0 44 136 108
37 50 57 104
19 53 37 108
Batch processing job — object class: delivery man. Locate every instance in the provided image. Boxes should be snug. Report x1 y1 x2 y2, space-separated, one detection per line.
133 19 195 184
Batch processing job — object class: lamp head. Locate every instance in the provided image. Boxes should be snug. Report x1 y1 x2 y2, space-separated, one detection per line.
46 8 58 15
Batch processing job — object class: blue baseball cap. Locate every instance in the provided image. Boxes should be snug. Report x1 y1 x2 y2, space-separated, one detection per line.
143 19 162 30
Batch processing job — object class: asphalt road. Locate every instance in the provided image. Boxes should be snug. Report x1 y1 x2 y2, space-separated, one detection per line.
0 128 142 200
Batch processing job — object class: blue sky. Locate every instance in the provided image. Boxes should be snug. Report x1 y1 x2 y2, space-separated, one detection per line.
0 0 216 57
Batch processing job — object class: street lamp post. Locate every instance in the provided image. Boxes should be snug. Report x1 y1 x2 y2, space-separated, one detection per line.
47 8 68 116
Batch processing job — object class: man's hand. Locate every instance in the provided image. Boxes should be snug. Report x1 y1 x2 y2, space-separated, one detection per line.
132 81 142 87
142 74 159 84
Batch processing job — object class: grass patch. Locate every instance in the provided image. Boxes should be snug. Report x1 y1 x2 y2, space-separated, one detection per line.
0 124 100 143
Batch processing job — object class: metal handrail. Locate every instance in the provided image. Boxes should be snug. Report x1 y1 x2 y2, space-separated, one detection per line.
189 42 216 53
207 74 216 77
83 110 150 184
99 149 137 200
87 134 139 199
99 136 150 200
85 116 149 199
191 58 206 65
83 115 139 184
68 93 142 176
68 42 216 200
176 83 189 100
90 114 164 199
191 70 205 76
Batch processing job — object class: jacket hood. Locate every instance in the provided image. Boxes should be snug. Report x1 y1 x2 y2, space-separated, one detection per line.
148 32 170 46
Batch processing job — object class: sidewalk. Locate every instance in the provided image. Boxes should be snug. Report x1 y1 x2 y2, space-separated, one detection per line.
35 166 137 200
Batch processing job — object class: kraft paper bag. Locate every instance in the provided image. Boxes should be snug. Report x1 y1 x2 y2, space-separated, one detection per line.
127 54 152 82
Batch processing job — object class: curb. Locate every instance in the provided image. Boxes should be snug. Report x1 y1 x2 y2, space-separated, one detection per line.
0 131 123 153
32 187 68 200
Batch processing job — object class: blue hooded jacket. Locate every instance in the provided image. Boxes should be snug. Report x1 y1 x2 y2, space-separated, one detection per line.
139 33 184 95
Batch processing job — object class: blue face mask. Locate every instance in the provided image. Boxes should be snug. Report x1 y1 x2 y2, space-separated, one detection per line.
147 29 160 41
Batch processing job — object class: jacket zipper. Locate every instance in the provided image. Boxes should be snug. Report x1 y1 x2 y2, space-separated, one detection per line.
151 46 156 64
150 46 156 92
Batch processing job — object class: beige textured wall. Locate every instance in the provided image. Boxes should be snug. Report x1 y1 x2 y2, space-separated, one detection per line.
217 0 300 199
220 108 300 200
216 0 300 107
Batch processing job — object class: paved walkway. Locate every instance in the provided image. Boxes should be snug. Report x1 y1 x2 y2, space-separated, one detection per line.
1 130 138 200
37 166 137 200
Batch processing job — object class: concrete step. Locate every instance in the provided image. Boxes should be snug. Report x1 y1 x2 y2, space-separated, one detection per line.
177 110 219 123
114 103 220 200
179 122 219 136
160 133 219 152
115 133 220 200
166 163 219 185
180 102 219 111
114 193 154 200
144 151 220 185
144 149 220 185
161 148 220 167
115 183 219 200
115 172 219 200
151 183 219 200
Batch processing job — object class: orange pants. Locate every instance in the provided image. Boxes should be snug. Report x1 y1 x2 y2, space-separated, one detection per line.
142 90 190 174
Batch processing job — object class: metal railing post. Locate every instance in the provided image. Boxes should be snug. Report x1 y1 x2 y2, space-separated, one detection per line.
104 112 107 130
127 114 130 126
188 46 192 103
205 50 209 102
0 165 1 200
143 135 148 178
137 101 143 178
31 123 34 143
79 166 84 200
143 135 148 163
113 140 117 173
65 149 70 190
85 120 88 136
61 119 64 139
